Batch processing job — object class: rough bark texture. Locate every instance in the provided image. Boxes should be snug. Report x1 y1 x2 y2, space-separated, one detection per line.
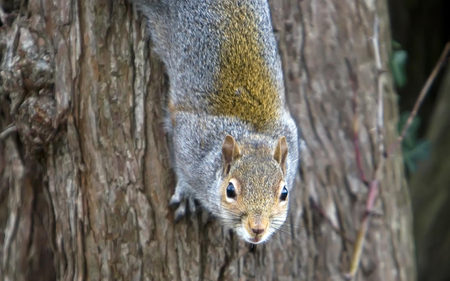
0 0 415 280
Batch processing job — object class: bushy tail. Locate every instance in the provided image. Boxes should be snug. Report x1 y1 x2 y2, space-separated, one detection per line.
132 0 171 61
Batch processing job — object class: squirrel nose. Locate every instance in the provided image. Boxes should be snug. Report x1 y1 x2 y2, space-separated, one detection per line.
248 215 267 236
251 228 264 235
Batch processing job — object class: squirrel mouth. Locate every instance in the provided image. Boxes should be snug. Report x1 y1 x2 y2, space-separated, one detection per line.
250 234 264 244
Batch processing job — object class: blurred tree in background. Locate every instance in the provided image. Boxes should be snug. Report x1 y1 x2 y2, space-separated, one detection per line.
388 0 450 281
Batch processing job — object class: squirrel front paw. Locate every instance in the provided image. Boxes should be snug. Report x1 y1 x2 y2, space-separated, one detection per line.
169 184 197 221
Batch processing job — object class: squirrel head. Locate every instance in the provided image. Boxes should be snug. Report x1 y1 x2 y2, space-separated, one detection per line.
219 135 289 244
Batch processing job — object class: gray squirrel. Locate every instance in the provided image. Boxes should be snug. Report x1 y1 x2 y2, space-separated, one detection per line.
134 0 299 244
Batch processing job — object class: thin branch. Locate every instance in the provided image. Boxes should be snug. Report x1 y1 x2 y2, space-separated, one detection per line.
372 18 387 159
347 20 387 278
0 124 17 141
389 41 450 155
346 158 384 279
372 17 382 70
346 58 369 186
346 38 450 279
346 18 385 279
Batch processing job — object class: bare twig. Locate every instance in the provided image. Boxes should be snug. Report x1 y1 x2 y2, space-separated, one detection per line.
346 36 450 279
372 18 387 159
346 18 385 279
347 25 389 278
372 17 382 70
346 158 384 279
389 41 450 155
346 58 369 186
0 124 17 141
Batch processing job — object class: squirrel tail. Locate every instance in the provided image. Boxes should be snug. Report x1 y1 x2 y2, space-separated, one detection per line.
133 0 171 61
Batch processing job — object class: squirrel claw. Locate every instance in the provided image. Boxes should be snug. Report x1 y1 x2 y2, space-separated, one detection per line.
188 198 197 213
169 194 181 209
174 202 187 222
170 192 186 221
170 193 197 221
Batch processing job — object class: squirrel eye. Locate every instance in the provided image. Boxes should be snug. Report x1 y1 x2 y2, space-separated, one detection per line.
280 186 288 201
226 182 237 199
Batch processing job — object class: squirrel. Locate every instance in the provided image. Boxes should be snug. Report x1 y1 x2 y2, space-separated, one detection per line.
133 0 299 244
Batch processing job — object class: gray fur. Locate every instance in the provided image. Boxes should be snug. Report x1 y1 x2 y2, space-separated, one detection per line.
134 0 286 109
133 0 300 241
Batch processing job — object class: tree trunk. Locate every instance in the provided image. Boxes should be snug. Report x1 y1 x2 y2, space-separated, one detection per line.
0 0 415 280
410 66 450 281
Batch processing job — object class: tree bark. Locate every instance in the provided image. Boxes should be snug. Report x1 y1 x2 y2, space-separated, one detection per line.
0 0 415 280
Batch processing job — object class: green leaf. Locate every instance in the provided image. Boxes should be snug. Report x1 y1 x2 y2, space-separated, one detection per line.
398 112 430 174
391 50 408 88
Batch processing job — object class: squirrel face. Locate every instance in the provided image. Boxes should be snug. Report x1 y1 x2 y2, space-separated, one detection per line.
219 135 289 244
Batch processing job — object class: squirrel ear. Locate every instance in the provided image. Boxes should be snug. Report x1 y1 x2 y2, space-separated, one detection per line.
273 136 288 174
222 135 241 174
